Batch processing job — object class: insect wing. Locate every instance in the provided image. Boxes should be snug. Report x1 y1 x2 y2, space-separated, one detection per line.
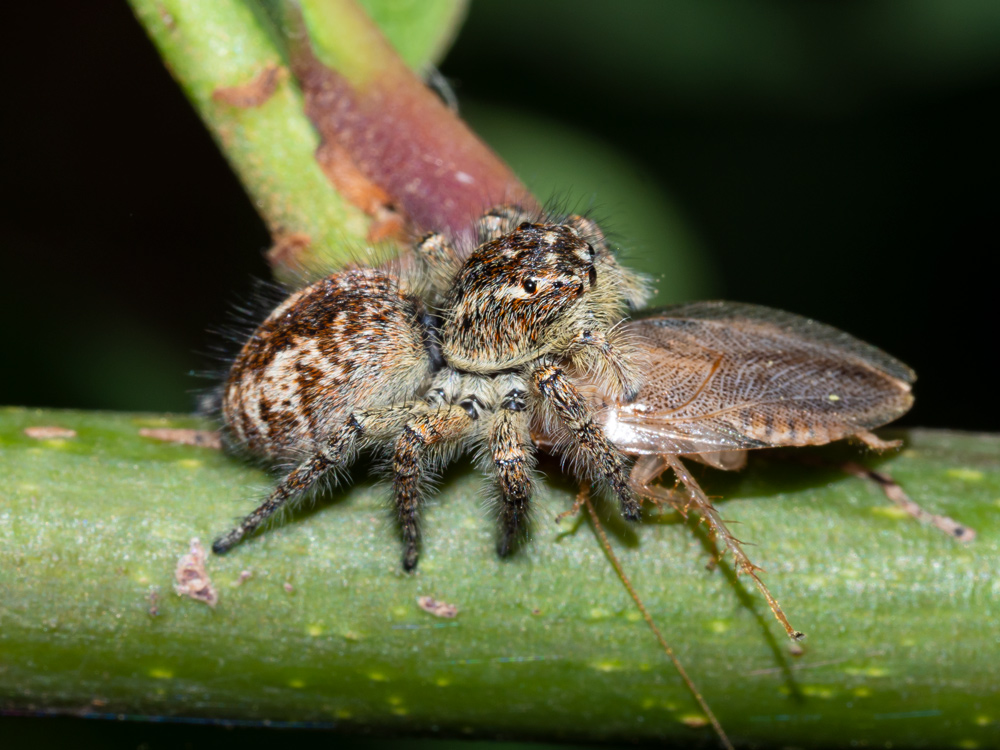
600 301 915 455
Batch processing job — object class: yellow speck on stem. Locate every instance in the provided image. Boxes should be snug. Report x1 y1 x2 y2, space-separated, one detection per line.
956 740 980 750
590 659 623 673
434 676 451 687
387 695 404 706
176 459 202 469
334 708 352 719
588 607 612 620
367 671 388 682
946 468 984 482
306 624 323 637
42 439 69 449
974 716 993 726
148 668 173 679
288 678 306 689
707 619 730 634
801 685 836 699
679 714 709 729
844 666 889 677
870 506 910 520
853 687 872 698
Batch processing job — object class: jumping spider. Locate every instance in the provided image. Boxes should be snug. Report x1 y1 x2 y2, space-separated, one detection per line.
214 206 651 569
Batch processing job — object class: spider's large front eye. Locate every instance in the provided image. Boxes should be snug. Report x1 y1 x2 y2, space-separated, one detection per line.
586 243 596 258
588 266 597 286
522 278 537 294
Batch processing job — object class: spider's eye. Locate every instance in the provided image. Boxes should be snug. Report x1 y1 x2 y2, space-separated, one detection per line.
518 221 533 231
522 278 537 294
587 243 596 258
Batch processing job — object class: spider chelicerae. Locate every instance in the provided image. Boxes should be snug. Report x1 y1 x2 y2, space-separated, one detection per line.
214 205 651 569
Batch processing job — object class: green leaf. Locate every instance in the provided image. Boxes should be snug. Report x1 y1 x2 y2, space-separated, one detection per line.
2 407 997 747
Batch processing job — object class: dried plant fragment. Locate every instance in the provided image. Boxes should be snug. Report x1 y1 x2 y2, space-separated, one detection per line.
316 141 406 243
24 426 77 440
267 231 313 271
174 538 218 608
417 596 458 619
139 428 221 449
843 462 975 542
212 63 286 109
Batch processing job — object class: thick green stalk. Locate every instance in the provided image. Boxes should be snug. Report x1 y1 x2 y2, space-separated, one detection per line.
127 0 472 280
128 0 367 278
1 407 997 747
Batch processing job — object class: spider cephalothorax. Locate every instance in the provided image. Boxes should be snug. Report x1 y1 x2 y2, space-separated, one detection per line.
214 205 651 568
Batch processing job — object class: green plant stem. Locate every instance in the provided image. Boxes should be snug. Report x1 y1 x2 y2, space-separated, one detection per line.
129 0 371 278
129 0 529 281
2 407 997 747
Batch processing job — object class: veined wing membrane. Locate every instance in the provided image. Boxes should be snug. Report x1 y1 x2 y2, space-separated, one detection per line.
600 301 914 456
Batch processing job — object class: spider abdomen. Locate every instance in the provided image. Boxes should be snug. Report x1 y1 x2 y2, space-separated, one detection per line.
222 269 433 460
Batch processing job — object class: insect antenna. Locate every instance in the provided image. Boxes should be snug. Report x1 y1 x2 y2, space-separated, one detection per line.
577 484 734 750
663 455 804 641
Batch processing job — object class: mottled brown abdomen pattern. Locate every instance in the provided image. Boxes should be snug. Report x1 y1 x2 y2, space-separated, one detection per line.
223 269 432 460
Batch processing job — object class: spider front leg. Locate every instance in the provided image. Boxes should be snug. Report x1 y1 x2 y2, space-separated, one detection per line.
567 325 645 402
475 204 536 243
393 400 480 570
532 364 639 519
213 405 417 555
413 231 462 298
482 385 536 556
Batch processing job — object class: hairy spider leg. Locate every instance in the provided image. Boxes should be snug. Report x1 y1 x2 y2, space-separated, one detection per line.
532 363 639 519
393 402 480 570
213 403 427 555
630 453 803 640
566 326 645 402
483 387 535 556
412 231 462 298
475 204 535 244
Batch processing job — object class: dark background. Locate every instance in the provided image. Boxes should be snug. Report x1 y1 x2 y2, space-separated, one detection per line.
2 3 998 425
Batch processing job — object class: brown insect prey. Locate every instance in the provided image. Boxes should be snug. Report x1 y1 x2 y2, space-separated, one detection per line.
541 301 915 639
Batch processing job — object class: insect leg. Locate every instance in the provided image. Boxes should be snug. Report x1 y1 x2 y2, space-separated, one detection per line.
393 402 479 571
212 405 416 555
532 363 639 519
660 454 804 641
484 387 536 556
629 455 690 514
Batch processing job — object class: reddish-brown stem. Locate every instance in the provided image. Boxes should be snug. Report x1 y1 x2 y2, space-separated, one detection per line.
284 1 538 248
